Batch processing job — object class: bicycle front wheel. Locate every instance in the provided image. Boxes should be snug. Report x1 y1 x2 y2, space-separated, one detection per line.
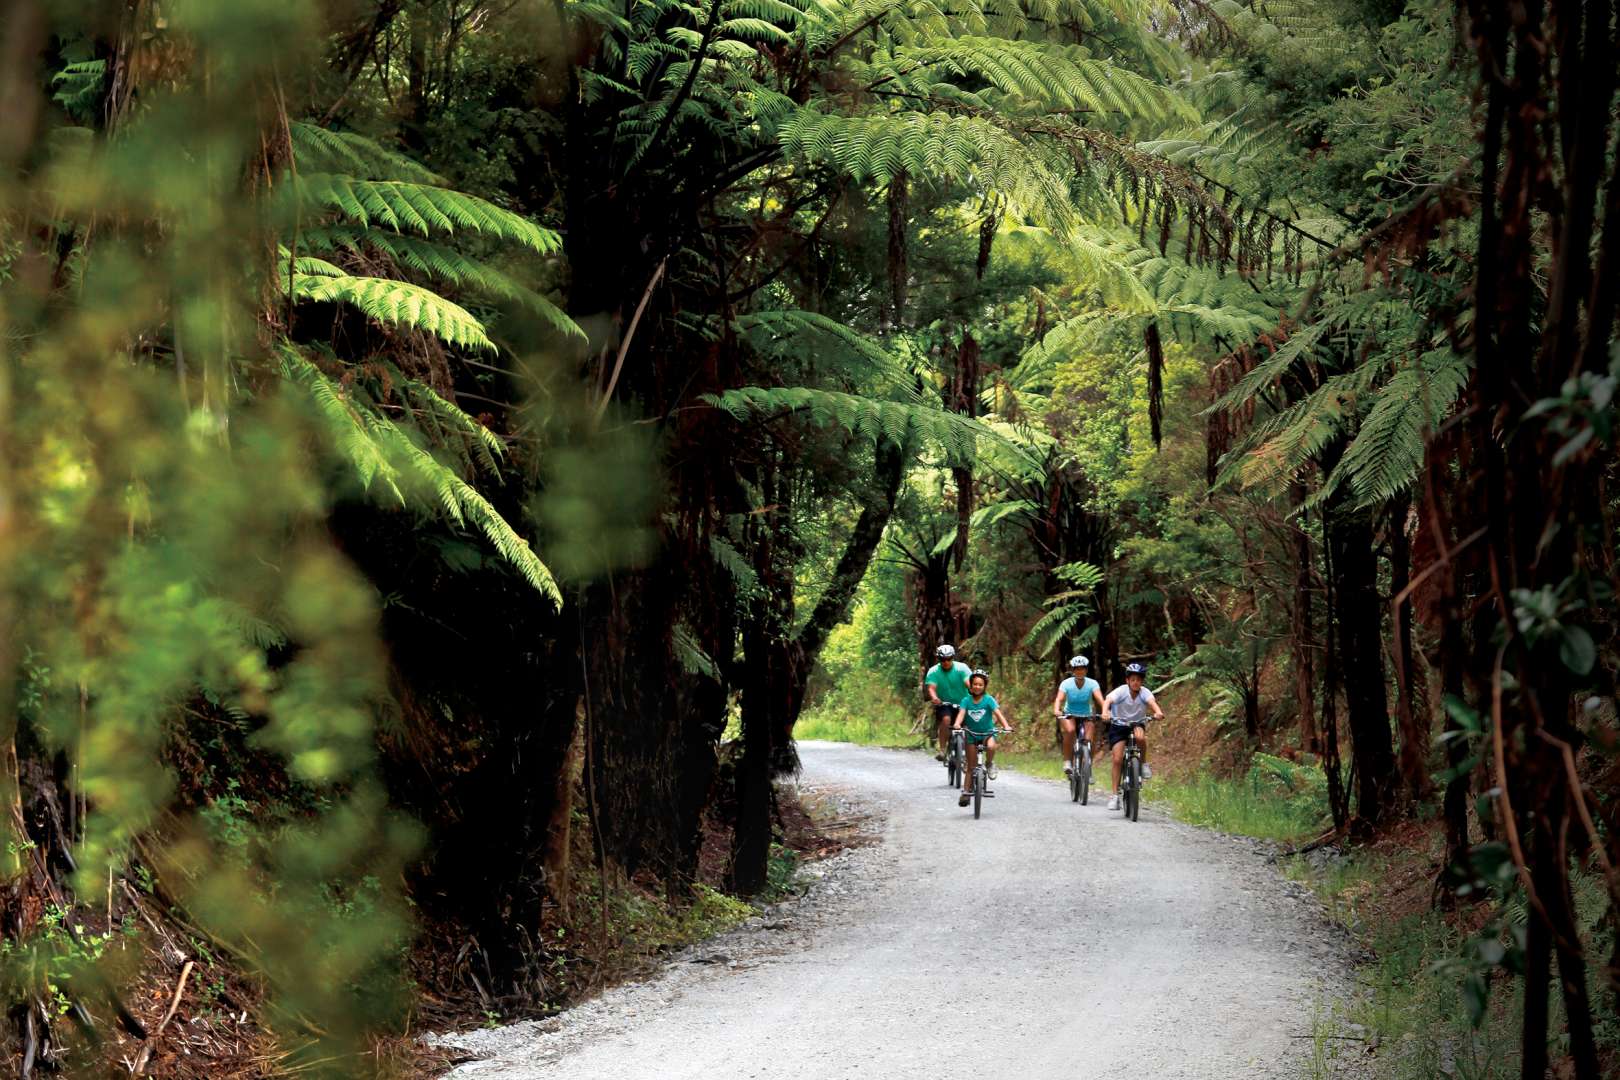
1126 760 1140 821
973 772 983 819
1070 763 1081 802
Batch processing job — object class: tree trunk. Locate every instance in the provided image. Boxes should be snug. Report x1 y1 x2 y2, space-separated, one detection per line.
912 551 962 670
405 2 431 150
887 171 908 329
1325 500 1394 832
1388 495 1429 805
539 721 580 911
734 439 905 892
1289 481 1318 753
948 332 980 573
1319 525 1349 831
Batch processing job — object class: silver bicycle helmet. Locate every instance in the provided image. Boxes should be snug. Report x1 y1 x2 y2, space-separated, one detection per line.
936 644 956 659
1124 661 1146 676
1068 654 1090 668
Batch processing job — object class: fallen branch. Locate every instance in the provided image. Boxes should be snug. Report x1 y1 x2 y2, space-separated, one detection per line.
129 959 194 1075
1272 827 1341 858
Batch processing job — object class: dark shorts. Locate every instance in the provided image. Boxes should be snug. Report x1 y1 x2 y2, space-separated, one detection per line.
934 703 960 722
965 730 995 746
1107 723 1146 748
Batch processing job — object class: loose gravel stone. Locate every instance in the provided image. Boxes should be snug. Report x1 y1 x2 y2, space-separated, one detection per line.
429 742 1360 1079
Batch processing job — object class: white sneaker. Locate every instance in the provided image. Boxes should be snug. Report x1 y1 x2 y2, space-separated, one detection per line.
1063 762 1073 776
988 764 998 780
1107 793 1120 811
1141 763 1152 780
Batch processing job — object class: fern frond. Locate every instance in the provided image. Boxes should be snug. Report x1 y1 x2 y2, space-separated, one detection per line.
1214 319 1331 412
732 309 923 400
703 385 988 464
281 348 560 604
1022 606 1084 657
710 535 761 595
673 624 722 679
402 377 507 477
288 122 444 183
299 226 582 339
294 175 562 254
777 109 1076 231
291 273 496 352
279 348 406 501
1333 348 1470 507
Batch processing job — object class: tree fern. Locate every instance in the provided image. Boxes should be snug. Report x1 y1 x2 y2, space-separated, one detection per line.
1331 348 1470 507
280 349 561 605
290 274 498 352
287 122 444 184
300 225 581 339
777 109 1077 230
1022 561 1105 656
703 385 989 464
292 175 561 254
862 38 1196 124
731 309 924 400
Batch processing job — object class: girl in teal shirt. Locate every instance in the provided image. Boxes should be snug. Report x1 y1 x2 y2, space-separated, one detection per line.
954 670 1015 806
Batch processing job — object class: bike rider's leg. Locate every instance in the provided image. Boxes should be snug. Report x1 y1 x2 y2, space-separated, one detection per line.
960 740 977 804
1111 737 1125 791
985 735 998 779
1059 716 1076 772
1136 724 1150 778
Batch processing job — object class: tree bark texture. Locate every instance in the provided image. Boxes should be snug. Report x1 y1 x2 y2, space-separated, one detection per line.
1288 482 1318 754
1325 499 1395 831
1388 495 1429 804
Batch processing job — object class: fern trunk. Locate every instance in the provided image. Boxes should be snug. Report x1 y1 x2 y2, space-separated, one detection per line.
1388 495 1429 804
1324 497 1394 832
1288 481 1319 754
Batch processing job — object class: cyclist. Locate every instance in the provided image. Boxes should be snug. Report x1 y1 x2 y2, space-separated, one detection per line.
1050 655 1105 776
1100 661 1163 811
923 645 970 762
955 669 1014 807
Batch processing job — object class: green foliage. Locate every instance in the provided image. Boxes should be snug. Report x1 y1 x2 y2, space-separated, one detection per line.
703 385 985 464
1146 762 1330 841
1022 561 1105 657
280 349 562 604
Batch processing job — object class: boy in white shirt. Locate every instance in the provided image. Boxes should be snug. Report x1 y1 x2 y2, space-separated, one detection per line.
1100 662 1164 810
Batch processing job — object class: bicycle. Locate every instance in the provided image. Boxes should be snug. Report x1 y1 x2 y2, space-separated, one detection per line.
963 727 1012 819
945 727 965 789
1116 722 1155 822
1065 718 1093 805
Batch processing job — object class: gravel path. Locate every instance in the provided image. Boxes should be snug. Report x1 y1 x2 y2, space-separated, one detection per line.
432 741 1359 1079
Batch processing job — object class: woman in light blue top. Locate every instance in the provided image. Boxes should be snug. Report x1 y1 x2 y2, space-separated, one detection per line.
1050 655 1105 776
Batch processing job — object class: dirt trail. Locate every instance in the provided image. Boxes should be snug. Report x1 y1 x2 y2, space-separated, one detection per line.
433 742 1358 1079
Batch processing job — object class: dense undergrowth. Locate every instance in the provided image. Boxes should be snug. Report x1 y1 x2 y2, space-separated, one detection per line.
1291 835 1620 1080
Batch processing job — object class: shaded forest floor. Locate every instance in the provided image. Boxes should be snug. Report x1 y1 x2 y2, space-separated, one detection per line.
53 779 869 1080
385 779 874 1079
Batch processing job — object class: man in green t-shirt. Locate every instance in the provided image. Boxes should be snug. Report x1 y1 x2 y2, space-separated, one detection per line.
923 645 970 761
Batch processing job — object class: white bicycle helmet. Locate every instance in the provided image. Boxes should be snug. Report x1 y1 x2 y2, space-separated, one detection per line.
936 644 956 659
1068 654 1090 668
